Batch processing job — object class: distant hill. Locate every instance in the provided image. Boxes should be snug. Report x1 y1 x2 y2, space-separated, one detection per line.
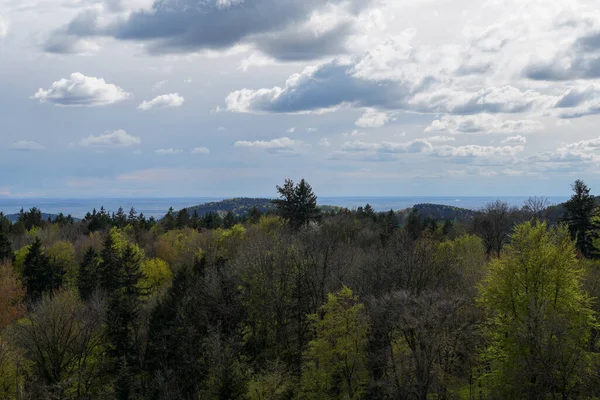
183 198 343 218
4 213 80 223
402 203 476 221
185 198 275 217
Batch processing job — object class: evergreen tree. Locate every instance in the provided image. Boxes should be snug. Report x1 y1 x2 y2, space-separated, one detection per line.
78 247 100 301
105 244 146 399
18 207 44 230
273 179 320 229
22 238 60 302
127 207 138 223
563 179 599 258
442 219 454 236
405 208 423 240
114 207 127 228
98 232 121 293
190 210 200 229
223 211 235 229
176 208 190 228
0 232 11 262
162 207 177 231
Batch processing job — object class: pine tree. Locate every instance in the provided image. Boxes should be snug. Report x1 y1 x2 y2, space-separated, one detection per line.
563 179 599 258
22 238 58 302
223 211 235 229
105 244 146 399
405 208 423 240
176 208 190 228
273 179 320 229
98 232 121 293
0 232 11 262
78 247 100 301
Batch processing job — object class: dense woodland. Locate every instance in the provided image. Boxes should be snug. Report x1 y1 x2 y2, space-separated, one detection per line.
1 178 600 399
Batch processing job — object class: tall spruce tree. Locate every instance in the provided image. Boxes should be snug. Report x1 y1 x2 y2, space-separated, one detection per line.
22 238 60 302
563 179 599 258
99 232 121 293
78 247 100 301
0 232 11 262
273 178 320 229
104 243 146 399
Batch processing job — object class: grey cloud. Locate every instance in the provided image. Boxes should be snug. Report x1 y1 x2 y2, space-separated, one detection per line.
525 30 600 81
226 61 409 114
48 0 369 60
554 84 600 118
254 23 353 62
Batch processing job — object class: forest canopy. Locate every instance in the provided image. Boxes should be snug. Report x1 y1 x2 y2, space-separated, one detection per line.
0 179 599 399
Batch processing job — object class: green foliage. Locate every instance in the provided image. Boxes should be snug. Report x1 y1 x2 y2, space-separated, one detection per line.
141 258 172 296
273 179 321 230
78 247 100 301
22 238 63 302
0 233 11 262
301 287 369 399
478 221 596 398
563 179 599 258
46 240 77 288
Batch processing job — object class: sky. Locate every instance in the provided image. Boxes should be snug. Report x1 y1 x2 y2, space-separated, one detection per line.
1 0 600 198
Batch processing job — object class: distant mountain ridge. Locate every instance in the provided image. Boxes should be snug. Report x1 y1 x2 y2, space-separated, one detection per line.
185 198 275 217
182 198 475 221
407 203 475 221
4 212 80 223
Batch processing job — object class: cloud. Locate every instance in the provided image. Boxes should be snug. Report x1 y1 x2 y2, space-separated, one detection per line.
287 127 296 133
319 138 331 147
156 148 184 155
138 93 185 110
307 128 318 132
0 15 9 39
341 139 433 154
12 140 45 151
433 144 524 158
553 84 600 118
71 130 141 148
525 30 600 81
43 34 100 55
225 61 409 114
425 114 543 135
427 136 455 143
33 73 131 106
343 130 365 137
355 109 392 128
191 147 210 155
152 80 168 91
502 135 527 145
234 137 302 155
48 0 371 60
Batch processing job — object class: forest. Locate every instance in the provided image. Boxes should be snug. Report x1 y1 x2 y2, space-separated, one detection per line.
0 178 599 399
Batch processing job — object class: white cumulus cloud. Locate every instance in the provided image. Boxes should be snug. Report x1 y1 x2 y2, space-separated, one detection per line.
191 147 210 155
33 73 131 106
502 135 527 145
234 137 302 155
71 130 141 148
355 109 392 128
156 148 184 155
138 93 185 110
425 114 543 135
